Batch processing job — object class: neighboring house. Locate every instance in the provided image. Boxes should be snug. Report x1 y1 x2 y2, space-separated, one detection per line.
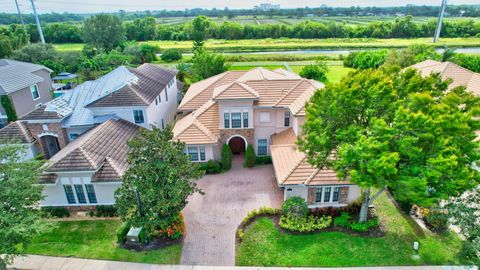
19 63 179 159
173 67 361 207
0 59 53 126
39 118 140 207
0 121 40 161
410 60 480 94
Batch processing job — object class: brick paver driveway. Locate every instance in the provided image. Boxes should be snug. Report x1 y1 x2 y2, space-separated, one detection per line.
181 155 283 266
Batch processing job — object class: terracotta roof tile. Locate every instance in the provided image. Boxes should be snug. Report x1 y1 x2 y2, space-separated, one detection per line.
0 121 35 144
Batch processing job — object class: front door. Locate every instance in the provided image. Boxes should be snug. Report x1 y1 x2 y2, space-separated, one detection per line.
41 135 61 159
228 136 246 155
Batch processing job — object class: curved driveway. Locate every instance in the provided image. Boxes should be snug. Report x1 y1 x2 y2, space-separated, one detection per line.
181 156 283 266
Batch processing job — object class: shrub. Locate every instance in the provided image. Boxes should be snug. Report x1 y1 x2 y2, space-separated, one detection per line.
157 213 185 240
279 214 332 232
237 228 244 241
424 208 449 231
221 144 232 171
200 160 221 174
282 196 308 218
255 155 272 165
334 212 351 228
94 205 117 217
243 144 256 168
161 48 183 62
241 207 280 226
116 222 130 243
41 206 70 218
350 219 379 232
139 227 149 244
299 61 329 82
343 50 388 69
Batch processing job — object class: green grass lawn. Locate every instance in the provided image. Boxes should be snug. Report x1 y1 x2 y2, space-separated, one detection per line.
25 220 182 264
236 192 464 267
54 37 480 53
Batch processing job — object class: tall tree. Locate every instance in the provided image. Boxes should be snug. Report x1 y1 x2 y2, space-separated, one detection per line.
0 144 47 269
82 14 125 51
114 127 203 235
190 16 210 52
192 48 229 82
300 68 480 222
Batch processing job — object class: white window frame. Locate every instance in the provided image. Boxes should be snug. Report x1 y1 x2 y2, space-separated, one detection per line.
30 84 40 100
186 145 206 162
257 139 268 156
315 186 342 204
133 109 145 124
223 110 250 129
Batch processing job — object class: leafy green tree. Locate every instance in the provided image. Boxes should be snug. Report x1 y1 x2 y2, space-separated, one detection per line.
175 63 192 83
384 44 440 68
12 43 58 63
189 16 210 51
125 17 157 41
300 68 480 222
82 14 125 51
192 48 229 81
343 50 388 69
0 144 47 269
299 61 329 82
0 35 13 58
161 48 183 62
114 127 203 236
454 54 480 73
243 144 256 168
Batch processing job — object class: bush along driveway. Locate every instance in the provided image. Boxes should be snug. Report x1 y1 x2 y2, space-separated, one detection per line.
236 191 465 267
181 156 283 266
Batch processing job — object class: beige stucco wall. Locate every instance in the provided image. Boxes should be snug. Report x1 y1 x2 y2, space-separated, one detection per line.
284 185 362 208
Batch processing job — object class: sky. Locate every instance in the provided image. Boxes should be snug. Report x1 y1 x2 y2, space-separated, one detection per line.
0 0 478 14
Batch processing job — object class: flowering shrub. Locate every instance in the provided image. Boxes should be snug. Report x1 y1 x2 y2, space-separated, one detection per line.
241 207 279 226
157 213 185 239
333 211 379 232
279 214 332 232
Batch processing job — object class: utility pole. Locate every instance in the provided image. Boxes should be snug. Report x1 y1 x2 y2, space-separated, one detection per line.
14 0 25 28
29 0 45 44
433 0 447 43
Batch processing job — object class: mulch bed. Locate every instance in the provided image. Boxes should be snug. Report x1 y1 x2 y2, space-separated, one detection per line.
120 236 183 252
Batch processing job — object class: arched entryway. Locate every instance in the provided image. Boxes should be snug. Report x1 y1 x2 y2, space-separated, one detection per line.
228 136 246 155
40 135 60 159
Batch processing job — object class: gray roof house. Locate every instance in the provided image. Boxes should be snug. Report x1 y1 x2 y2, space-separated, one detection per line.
0 59 53 126
17 63 180 160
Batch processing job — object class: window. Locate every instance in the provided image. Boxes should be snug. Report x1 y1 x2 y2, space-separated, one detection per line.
133 110 144 124
69 133 79 141
224 113 230 128
333 187 340 202
155 97 158 106
284 111 291 127
258 139 268 156
85 184 97 204
30 84 40 100
63 185 76 204
74 184 87 204
187 146 199 161
231 113 241 128
259 112 271 123
324 187 332 202
315 187 323 203
158 94 161 103
165 88 168 101
161 119 165 129
199 145 206 161
243 112 249 128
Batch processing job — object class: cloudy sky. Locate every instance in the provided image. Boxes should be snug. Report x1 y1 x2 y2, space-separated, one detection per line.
1 0 478 14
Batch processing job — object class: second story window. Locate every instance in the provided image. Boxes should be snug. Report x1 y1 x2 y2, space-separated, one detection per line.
224 113 230 128
231 113 241 128
243 112 249 128
165 88 168 102
30 84 40 100
133 110 145 124
284 111 291 127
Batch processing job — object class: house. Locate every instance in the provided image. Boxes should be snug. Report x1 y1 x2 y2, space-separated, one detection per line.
39 118 140 208
0 121 40 161
0 59 53 127
173 67 361 207
409 60 480 95
18 63 179 159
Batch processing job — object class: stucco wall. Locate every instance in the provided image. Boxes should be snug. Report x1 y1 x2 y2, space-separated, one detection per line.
146 79 178 129
8 69 53 117
284 185 361 208
87 106 149 129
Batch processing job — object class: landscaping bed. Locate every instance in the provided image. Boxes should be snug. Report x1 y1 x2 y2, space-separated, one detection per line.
236 192 464 267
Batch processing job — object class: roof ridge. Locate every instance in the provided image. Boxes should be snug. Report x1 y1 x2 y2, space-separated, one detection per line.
181 72 230 108
78 147 97 170
304 167 321 185
17 121 33 143
281 153 307 185
104 156 122 176
193 119 218 142
273 79 305 107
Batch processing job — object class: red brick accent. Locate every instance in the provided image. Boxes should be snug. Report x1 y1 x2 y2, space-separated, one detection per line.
219 128 254 146
28 122 69 157
339 186 349 204
307 188 316 205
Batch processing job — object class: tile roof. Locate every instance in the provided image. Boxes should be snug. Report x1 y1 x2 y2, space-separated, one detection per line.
0 59 52 95
270 128 350 186
212 81 260 100
44 118 140 182
410 60 480 95
25 64 176 128
0 121 35 144
173 100 220 144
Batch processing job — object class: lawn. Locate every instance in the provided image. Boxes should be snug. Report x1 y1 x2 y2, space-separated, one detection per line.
54 37 480 53
25 220 182 264
236 192 464 267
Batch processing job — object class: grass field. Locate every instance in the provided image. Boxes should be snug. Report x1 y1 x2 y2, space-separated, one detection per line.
25 220 182 264
236 192 464 267
54 38 480 54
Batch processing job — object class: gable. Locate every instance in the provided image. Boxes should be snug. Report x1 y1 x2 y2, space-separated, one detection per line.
213 82 259 100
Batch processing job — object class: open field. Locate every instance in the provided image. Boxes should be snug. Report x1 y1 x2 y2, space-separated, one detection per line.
54 38 480 54
25 220 182 264
236 192 464 267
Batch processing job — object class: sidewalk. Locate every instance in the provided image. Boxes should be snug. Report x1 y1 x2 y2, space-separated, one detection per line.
9 255 477 270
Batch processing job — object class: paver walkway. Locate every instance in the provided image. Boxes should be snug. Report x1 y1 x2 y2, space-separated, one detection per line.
180 155 284 266
9 255 476 270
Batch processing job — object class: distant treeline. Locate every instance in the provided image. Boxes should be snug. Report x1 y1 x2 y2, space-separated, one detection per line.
3 16 479 44
1 4 480 24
